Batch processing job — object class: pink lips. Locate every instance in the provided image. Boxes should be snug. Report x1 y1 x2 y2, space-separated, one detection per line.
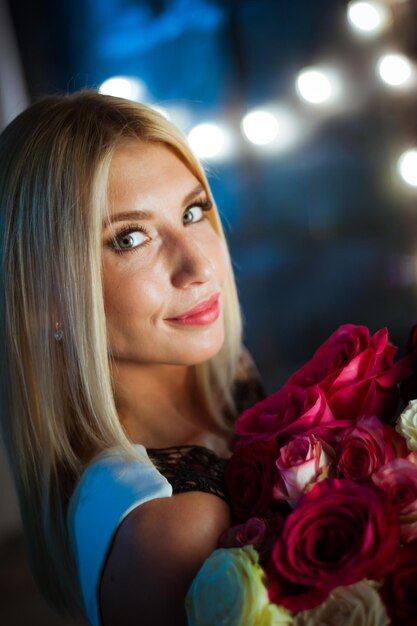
166 293 221 326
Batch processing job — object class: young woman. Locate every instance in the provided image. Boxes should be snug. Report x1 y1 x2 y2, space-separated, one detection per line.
0 91 266 626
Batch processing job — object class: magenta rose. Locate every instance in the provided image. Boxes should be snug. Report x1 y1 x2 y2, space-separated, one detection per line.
274 429 337 506
235 385 349 446
218 517 278 564
380 543 417 626
218 517 269 550
338 415 408 481
266 479 400 612
225 438 281 522
372 453 417 544
285 324 409 422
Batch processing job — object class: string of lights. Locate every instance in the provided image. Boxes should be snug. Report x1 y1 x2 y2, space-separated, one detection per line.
98 1 417 190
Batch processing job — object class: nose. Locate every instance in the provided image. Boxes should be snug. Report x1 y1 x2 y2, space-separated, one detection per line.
170 233 215 288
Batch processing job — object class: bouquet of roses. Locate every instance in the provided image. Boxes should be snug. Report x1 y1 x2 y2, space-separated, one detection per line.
185 324 417 626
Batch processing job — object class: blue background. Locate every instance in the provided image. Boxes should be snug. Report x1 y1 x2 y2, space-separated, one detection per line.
7 0 417 389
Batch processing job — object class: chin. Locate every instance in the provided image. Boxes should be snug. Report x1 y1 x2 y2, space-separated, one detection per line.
173 330 225 366
110 322 225 366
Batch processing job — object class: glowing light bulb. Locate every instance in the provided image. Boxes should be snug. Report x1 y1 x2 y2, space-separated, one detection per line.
347 1 391 35
187 123 226 159
296 68 339 105
398 150 417 187
241 110 279 145
99 76 147 101
377 54 412 87
163 105 192 131
149 104 171 119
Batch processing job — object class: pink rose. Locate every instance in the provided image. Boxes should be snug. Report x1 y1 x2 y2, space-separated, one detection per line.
338 415 408 481
218 517 268 550
218 517 278 565
235 385 349 446
225 438 281 523
380 543 417 626
266 479 399 612
274 429 336 506
286 324 409 422
372 453 417 544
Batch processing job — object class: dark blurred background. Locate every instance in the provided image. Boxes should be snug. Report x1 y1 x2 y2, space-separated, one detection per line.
1 0 417 623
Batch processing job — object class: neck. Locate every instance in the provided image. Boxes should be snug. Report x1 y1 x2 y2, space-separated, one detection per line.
111 360 218 447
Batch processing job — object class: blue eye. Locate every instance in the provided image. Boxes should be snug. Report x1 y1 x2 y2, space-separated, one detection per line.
117 231 147 249
111 226 149 252
183 199 213 224
183 206 205 224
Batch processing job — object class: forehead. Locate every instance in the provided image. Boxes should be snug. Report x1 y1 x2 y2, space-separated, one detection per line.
107 140 202 210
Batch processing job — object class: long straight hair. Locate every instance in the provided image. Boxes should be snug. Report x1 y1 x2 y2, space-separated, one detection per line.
0 91 243 616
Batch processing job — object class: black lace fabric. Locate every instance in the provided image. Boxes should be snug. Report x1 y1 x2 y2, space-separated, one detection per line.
146 444 230 502
146 347 267 503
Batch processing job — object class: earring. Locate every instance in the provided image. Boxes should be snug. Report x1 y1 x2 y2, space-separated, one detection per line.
54 322 63 342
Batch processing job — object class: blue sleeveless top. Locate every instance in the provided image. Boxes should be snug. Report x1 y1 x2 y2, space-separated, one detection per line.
67 445 173 626
66 443 233 626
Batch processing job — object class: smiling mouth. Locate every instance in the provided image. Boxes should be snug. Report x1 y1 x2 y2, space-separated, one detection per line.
166 292 220 321
165 293 221 326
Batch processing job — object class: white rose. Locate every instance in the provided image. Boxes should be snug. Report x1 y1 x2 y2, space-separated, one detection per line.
396 399 417 451
185 546 292 626
293 580 389 626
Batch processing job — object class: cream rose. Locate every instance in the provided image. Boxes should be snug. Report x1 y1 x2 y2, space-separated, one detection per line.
293 580 389 626
258 603 294 626
185 545 293 626
396 399 417 451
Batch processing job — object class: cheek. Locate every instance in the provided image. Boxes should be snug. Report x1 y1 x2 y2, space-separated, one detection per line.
102 258 163 327
209 234 228 285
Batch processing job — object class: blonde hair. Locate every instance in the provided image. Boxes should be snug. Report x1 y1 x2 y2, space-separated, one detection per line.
0 90 243 616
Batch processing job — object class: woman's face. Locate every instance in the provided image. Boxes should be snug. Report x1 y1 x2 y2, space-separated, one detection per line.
102 140 227 366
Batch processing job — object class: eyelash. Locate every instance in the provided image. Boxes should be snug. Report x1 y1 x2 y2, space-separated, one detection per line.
108 198 213 255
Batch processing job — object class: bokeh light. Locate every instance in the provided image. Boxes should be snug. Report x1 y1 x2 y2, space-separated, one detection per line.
187 122 227 159
296 68 340 105
241 110 279 145
398 149 417 187
347 1 391 36
241 106 301 153
163 105 192 131
377 53 413 87
98 76 147 101
149 104 171 119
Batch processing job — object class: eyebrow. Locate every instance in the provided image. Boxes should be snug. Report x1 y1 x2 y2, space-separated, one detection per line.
104 183 207 228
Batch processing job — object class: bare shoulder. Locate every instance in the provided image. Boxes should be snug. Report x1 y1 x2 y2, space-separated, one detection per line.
99 492 231 626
